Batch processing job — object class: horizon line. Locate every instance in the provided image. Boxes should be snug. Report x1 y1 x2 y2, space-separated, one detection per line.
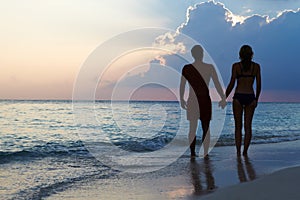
0 99 299 103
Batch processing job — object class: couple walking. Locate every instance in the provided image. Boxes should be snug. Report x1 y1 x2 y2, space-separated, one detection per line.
180 45 261 158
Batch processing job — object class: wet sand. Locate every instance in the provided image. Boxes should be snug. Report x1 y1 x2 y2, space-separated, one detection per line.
47 140 300 200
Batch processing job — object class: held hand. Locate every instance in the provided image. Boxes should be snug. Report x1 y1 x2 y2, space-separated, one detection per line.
180 100 187 110
218 99 227 109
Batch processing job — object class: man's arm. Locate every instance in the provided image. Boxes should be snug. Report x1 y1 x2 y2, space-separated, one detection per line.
180 74 187 109
211 66 226 100
211 66 226 108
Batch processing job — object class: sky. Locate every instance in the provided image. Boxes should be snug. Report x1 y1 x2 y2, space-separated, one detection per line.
1 0 300 101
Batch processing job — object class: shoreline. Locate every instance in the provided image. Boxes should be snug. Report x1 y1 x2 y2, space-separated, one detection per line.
46 140 300 199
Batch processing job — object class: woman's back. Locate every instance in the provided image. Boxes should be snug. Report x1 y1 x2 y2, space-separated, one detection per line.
234 61 259 94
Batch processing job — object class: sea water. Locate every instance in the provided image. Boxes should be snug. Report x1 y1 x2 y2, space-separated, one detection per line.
0 100 299 199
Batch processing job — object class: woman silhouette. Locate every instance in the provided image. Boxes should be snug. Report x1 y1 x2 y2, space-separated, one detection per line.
225 45 261 156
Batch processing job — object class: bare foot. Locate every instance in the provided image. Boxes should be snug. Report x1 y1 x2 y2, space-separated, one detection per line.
242 151 248 157
191 151 196 158
204 154 210 160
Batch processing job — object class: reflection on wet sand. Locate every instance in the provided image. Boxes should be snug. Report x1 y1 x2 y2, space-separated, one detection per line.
189 157 216 196
167 155 258 199
189 155 257 198
237 156 256 182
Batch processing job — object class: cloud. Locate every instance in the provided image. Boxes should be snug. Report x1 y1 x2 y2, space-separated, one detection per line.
161 1 300 95
97 1 300 101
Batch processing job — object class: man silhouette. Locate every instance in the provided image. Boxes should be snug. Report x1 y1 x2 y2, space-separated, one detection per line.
180 45 226 158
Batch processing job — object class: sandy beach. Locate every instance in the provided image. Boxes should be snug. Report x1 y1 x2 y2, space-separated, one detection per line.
202 166 300 200
45 140 300 200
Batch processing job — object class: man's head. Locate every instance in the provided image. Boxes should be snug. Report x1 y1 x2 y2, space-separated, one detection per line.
191 45 204 61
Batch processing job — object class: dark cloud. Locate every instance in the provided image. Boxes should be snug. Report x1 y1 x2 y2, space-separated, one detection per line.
167 1 300 92
100 2 300 101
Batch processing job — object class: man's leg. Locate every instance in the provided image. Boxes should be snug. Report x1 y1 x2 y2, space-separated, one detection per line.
189 120 198 157
201 120 210 157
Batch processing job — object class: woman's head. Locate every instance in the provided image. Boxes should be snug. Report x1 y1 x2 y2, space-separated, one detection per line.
239 45 253 61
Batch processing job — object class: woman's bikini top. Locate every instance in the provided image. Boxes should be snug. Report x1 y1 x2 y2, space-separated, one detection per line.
236 62 255 79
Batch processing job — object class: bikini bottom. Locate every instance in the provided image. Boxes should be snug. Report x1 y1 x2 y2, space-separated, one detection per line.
233 93 255 106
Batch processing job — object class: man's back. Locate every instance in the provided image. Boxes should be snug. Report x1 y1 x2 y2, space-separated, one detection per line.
182 63 210 99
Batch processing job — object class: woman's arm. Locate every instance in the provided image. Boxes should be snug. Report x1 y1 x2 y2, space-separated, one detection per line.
225 64 237 98
255 64 261 101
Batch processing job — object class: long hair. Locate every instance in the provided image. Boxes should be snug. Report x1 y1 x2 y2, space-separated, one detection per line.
239 45 253 71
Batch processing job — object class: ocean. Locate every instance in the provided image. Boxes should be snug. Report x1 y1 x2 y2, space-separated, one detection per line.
0 100 299 199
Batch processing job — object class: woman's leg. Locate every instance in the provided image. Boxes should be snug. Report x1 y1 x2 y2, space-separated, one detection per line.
243 102 255 155
189 119 198 157
233 99 243 156
201 120 210 157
